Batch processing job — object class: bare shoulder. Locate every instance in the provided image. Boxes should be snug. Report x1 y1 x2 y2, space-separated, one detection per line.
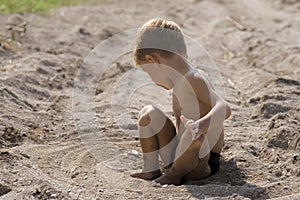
185 69 213 92
184 69 217 105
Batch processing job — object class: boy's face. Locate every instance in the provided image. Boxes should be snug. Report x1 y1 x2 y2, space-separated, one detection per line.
139 62 173 90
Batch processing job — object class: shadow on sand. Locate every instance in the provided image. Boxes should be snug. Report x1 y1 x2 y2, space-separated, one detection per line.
184 158 269 199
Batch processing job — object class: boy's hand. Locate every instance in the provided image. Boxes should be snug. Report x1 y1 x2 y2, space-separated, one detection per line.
180 115 202 140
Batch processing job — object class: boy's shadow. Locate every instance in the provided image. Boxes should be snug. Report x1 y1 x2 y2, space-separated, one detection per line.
184 158 269 199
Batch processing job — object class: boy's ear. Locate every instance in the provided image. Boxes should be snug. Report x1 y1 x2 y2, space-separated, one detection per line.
145 54 160 64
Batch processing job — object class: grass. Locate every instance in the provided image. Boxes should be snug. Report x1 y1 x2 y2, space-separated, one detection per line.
0 0 102 14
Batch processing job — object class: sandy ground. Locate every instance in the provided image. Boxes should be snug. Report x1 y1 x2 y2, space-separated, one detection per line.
0 0 300 199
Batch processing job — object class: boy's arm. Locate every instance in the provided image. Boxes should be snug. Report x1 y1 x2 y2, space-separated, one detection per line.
181 73 231 137
197 93 231 134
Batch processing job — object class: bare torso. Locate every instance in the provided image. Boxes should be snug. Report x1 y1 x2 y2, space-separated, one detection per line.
172 70 224 154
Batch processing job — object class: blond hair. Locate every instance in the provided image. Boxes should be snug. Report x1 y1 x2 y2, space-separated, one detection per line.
133 19 187 66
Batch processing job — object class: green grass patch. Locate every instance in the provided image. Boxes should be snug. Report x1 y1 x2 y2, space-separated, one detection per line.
0 0 102 14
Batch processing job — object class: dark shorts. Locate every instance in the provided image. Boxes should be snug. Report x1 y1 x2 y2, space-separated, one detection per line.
208 151 221 175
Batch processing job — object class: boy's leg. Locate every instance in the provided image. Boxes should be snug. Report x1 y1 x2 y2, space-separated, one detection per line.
131 105 177 180
155 130 210 185
182 129 224 180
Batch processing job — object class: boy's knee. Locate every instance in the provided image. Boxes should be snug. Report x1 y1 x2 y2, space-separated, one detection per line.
138 105 153 126
138 105 163 127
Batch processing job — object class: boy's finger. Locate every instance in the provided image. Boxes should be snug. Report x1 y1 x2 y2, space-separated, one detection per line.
180 115 189 124
180 115 194 130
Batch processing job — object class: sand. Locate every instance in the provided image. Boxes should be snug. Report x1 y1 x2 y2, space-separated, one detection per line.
0 0 299 199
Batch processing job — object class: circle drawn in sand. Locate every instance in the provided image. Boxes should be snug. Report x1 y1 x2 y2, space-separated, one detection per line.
73 27 227 172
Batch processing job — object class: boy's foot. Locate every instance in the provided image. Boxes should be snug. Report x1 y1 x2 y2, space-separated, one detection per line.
155 172 180 185
131 170 162 180
161 163 173 173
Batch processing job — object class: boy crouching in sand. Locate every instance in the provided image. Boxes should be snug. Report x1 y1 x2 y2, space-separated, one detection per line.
131 19 231 185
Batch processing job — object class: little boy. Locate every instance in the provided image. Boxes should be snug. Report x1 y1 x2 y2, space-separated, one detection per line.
131 19 231 185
